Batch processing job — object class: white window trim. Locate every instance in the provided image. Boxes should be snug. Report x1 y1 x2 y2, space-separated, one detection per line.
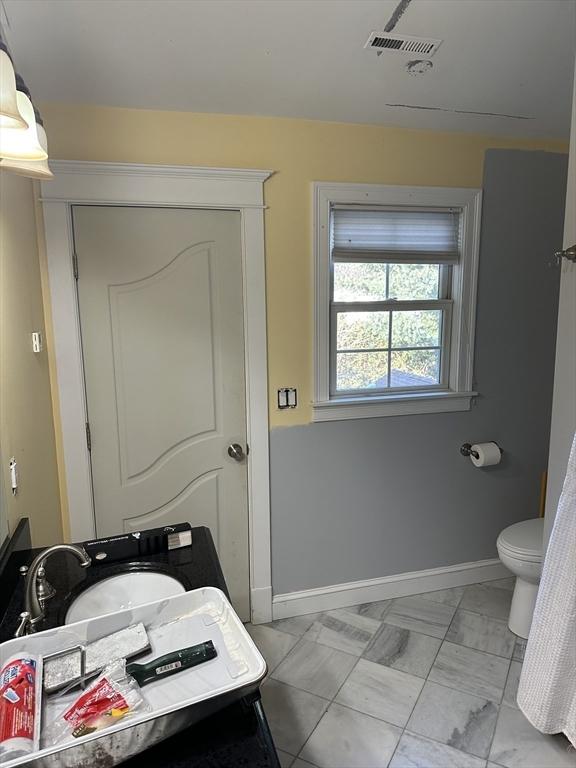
313 182 482 421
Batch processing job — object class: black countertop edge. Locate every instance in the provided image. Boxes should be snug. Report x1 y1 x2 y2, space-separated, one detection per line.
0 518 32 619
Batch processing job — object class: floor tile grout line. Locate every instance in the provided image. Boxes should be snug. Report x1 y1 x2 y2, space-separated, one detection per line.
417 675 504 705
442 605 516 661
420 585 466 611
318 699 406 730
260 586 521 767
292 652 402 765
296 698 409 764
285 668 429 737
399 585 507 764
404 674 502 762
291 653 428 761
442 633 515 661
268 641 366 760
271 605 398 670
264 675 333 704
279 659 513 764
392 726 494 765
264 635 301 678
501 655 522 708
386 729 404 768
292 699 328 763
296 620 383 660
487 680 526 760
440 637 518 663
426 637 513 704
380 620 451 642
457 604 514 621
426 669 509 706
451 606 514 628
267 676 330 764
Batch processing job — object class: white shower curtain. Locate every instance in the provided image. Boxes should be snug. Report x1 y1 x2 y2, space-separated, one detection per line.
517 432 576 745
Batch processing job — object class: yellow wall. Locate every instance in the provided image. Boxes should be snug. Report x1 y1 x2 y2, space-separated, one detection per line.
0 171 63 546
41 104 567 426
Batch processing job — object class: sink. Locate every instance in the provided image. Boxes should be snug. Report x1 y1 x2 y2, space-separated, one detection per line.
65 571 186 624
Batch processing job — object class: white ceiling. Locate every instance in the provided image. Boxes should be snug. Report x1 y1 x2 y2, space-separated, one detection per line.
2 0 575 139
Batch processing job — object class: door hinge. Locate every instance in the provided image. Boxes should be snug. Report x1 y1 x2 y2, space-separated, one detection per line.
85 422 92 452
72 252 79 280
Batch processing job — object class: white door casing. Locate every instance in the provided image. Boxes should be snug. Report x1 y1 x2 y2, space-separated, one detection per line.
544 65 576 549
73 206 250 617
40 162 273 623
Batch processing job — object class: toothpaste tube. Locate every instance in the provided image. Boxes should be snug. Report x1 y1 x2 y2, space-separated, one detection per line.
0 654 42 762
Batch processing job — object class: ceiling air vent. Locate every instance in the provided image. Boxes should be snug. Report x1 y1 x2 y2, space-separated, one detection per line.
364 32 443 57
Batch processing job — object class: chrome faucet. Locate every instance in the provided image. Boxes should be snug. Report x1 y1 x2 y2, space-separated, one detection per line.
15 544 91 637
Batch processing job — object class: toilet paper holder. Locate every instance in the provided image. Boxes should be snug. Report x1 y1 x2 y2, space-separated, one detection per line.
460 442 503 460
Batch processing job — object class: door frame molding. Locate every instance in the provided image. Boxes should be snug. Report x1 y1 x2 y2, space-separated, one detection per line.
40 160 274 623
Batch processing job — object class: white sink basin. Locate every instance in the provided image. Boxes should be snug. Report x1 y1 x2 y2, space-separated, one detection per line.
65 571 186 624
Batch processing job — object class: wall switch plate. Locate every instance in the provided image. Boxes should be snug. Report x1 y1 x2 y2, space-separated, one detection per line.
32 332 43 353
277 388 297 409
9 457 18 495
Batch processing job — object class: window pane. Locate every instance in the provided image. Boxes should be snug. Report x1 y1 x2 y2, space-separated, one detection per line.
337 312 389 351
334 263 442 302
388 264 440 300
390 349 440 387
334 263 388 301
391 310 441 348
336 352 388 391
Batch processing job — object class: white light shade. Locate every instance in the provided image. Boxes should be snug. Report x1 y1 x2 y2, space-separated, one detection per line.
0 46 27 129
0 90 47 160
0 122 53 179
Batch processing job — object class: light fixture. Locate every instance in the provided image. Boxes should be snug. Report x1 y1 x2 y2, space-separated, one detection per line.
0 74 47 161
0 35 27 129
0 106 52 178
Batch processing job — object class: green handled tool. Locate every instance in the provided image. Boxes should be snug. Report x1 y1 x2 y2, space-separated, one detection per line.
126 640 217 686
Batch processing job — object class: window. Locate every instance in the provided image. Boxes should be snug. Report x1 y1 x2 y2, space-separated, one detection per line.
314 184 482 421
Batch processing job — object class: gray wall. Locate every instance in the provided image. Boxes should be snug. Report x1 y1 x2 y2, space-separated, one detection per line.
270 149 568 595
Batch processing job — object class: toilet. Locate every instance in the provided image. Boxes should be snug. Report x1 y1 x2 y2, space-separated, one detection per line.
497 517 544 639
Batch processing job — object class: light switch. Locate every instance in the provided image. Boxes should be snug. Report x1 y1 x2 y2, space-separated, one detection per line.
9 457 18 495
32 332 43 353
277 388 297 409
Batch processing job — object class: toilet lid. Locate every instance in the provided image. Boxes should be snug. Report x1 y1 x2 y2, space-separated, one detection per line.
498 518 544 561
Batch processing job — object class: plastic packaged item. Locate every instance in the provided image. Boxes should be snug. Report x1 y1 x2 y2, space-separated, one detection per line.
43 623 151 694
44 660 149 745
0 654 42 762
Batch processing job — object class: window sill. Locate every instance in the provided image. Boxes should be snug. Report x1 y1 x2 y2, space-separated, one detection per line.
312 391 477 422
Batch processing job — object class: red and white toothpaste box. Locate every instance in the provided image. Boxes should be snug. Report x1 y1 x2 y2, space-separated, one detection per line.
0 654 42 761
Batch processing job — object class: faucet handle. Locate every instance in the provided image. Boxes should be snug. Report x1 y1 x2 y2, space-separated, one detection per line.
14 611 32 638
36 566 56 603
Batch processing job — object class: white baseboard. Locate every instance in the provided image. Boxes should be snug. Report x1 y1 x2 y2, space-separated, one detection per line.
251 585 273 624
272 558 509 620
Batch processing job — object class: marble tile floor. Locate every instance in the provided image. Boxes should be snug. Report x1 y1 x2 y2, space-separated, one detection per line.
247 580 576 768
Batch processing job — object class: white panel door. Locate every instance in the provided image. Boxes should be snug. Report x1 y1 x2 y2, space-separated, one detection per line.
544 65 576 548
73 206 249 617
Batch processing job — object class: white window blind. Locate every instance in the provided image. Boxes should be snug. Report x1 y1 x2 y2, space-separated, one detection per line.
332 206 461 264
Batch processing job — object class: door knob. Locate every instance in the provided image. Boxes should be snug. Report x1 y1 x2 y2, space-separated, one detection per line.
227 443 245 461
553 244 576 265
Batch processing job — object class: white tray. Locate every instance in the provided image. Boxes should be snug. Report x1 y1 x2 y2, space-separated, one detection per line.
0 587 266 768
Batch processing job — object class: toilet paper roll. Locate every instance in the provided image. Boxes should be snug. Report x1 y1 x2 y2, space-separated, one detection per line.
470 442 502 467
